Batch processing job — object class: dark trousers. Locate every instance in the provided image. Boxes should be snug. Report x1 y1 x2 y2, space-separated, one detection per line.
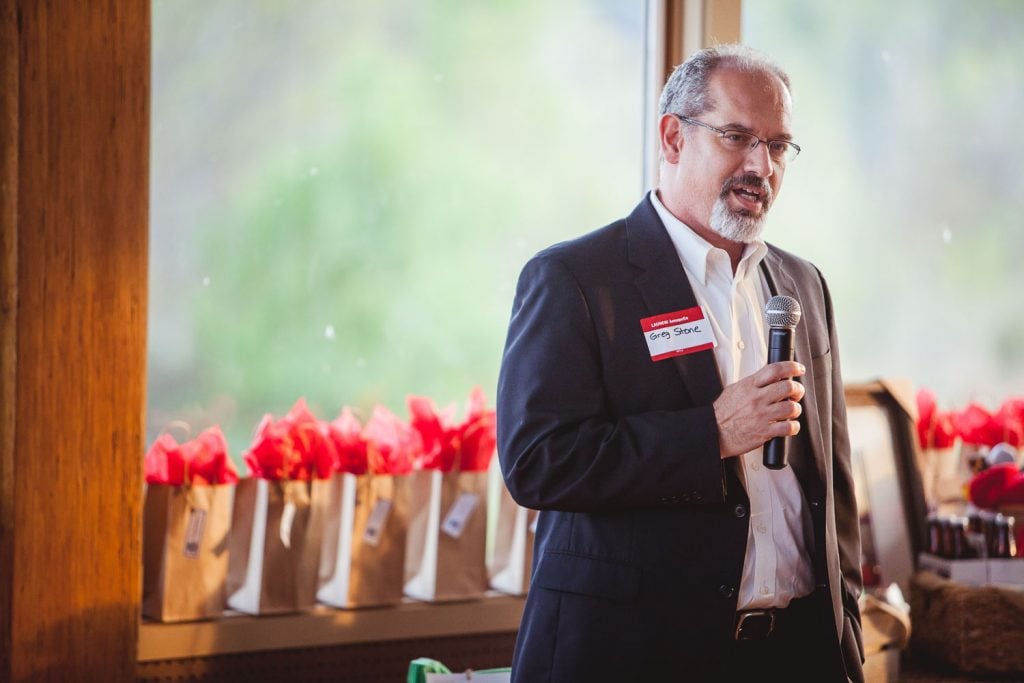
688 590 848 682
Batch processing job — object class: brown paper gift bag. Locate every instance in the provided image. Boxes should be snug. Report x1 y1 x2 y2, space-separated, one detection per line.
488 479 537 596
225 477 328 615
317 472 410 608
142 483 234 622
404 469 489 601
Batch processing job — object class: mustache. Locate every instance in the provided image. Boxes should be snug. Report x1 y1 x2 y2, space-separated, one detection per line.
720 174 773 205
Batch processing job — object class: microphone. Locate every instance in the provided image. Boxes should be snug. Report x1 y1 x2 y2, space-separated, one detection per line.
763 295 802 470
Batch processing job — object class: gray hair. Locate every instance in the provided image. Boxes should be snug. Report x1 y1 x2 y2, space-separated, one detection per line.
658 44 792 118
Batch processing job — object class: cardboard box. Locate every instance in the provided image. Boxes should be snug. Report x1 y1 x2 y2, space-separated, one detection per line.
987 558 1024 589
917 552 989 586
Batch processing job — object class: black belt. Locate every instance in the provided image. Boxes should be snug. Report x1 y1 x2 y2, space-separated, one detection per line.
733 593 818 640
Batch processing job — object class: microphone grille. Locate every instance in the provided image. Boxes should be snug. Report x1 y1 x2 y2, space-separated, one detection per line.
765 295 802 328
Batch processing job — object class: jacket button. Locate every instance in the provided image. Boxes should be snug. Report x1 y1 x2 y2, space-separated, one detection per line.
718 584 736 598
733 504 747 518
810 500 821 509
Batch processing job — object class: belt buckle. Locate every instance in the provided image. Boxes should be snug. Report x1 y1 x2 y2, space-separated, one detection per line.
734 609 775 640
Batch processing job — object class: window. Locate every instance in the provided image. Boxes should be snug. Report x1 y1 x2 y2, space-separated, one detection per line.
149 0 647 456
743 1 1024 404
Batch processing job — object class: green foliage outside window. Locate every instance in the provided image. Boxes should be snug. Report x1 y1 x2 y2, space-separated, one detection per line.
149 0 645 462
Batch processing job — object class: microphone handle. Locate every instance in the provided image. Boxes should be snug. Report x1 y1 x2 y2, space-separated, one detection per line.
764 327 795 470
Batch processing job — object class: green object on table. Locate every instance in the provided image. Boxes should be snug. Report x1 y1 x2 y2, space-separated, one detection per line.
407 658 512 682
407 658 451 683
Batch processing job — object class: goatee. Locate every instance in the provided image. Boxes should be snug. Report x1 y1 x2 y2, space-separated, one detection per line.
709 174 773 243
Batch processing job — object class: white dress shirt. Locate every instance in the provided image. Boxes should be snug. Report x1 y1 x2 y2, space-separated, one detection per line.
650 190 815 610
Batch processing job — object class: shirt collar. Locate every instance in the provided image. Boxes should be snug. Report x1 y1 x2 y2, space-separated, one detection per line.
648 190 768 286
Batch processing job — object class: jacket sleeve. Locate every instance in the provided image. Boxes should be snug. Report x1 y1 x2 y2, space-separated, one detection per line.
496 253 727 512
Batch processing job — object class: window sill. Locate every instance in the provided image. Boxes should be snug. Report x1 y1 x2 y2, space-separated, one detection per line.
138 592 525 662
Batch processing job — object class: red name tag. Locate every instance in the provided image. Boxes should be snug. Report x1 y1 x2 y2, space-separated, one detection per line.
640 306 716 361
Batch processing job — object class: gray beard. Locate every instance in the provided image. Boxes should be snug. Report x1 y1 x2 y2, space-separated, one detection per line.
709 197 767 243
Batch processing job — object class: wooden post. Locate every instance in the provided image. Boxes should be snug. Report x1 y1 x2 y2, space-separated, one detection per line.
644 0 744 191
0 1 149 680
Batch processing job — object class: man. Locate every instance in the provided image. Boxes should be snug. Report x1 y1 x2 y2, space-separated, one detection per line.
496 44 863 681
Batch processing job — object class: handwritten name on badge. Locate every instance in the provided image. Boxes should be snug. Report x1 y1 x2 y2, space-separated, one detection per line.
640 306 717 361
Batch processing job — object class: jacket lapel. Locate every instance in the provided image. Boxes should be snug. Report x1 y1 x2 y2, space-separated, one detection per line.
627 198 723 407
761 250 826 489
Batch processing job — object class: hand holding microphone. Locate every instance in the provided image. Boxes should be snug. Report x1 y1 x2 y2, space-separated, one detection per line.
712 350 804 460
763 295 802 469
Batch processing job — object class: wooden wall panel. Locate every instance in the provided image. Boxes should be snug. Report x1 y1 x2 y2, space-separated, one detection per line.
704 0 742 46
1 0 19 676
1 1 150 681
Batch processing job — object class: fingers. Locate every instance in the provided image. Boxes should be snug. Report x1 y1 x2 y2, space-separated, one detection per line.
714 362 807 458
768 416 802 439
768 378 806 404
752 361 805 388
770 397 802 421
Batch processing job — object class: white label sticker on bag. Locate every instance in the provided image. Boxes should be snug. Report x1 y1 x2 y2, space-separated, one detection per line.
280 500 296 549
183 508 207 559
362 499 392 547
441 492 480 539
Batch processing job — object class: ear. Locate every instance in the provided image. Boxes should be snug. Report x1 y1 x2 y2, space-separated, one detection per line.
659 114 683 164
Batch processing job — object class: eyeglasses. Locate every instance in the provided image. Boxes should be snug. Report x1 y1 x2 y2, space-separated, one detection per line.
674 115 801 164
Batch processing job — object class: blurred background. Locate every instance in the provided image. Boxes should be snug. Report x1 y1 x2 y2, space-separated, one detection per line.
148 0 1024 464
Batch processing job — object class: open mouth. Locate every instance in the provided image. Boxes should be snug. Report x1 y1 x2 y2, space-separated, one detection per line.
731 186 764 212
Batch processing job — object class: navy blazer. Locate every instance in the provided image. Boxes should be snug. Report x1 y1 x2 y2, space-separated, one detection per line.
497 197 864 681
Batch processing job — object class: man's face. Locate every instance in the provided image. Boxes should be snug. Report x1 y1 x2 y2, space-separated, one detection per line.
671 68 793 244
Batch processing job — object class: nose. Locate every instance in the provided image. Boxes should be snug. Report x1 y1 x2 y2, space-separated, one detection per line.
743 141 774 178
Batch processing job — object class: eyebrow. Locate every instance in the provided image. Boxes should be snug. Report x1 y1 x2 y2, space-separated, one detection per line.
720 121 794 142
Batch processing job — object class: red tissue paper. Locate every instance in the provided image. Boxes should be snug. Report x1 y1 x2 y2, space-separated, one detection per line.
995 398 1024 448
326 407 370 475
953 402 1006 449
915 389 957 450
144 425 239 486
458 386 497 472
361 405 417 475
407 387 496 472
243 398 336 480
968 464 1024 509
408 395 460 471
915 389 1024 450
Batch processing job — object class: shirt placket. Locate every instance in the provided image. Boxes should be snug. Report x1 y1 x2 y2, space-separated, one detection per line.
737 273 777 602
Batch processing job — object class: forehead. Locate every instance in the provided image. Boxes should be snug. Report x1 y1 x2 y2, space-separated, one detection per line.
705 67 792 134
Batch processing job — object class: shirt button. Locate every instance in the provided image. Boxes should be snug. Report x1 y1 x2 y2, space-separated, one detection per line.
756 523 768 534
737 340 746 350
751 462 760 471
759 585 771 596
